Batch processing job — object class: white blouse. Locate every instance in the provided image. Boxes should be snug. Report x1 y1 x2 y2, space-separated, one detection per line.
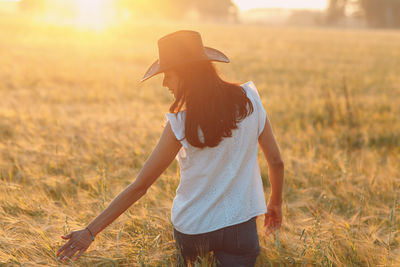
166 81 267 234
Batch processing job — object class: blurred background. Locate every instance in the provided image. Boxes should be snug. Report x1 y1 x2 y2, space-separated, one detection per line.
1 0 400 29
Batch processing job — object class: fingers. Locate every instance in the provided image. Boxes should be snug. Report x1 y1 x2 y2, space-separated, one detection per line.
74 247 88 261
57 245 88 262
56 240 72 256
264 213 282 236
270 217 281 228
56 229 92 262
264 224 279 236
56 232 74 255
58 246 80 262
264 213 274 227
61 233 72 239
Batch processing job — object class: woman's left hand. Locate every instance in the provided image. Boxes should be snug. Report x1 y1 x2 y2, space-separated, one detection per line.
56 229 94 262
264 202 282 236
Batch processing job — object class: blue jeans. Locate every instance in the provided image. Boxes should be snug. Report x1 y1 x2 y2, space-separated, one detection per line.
173 216 260 267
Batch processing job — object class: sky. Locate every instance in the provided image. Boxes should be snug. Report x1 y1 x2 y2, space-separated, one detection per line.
234 0 328 11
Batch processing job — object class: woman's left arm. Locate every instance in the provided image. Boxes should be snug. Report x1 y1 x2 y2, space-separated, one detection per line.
57 122 181 262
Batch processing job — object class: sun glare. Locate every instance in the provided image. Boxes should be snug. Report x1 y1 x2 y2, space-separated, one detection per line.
74 0 115 30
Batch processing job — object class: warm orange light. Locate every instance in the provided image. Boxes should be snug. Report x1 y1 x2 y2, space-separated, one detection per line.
36 0 117 31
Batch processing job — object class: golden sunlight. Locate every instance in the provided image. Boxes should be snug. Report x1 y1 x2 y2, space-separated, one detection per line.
74 0 115 30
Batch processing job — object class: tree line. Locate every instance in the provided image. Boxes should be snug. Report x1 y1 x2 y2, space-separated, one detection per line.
116 0 238 21
327 0 400 28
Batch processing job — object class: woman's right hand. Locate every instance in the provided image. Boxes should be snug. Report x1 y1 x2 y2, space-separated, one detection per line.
56 228 94 262
264 202 282 236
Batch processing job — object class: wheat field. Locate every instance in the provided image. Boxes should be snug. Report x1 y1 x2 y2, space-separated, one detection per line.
0 16 399 266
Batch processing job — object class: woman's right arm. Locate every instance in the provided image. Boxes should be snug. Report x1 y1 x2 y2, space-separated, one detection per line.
258 114 284 235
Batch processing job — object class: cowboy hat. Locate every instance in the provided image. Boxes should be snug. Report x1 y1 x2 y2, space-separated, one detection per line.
140 30 230 82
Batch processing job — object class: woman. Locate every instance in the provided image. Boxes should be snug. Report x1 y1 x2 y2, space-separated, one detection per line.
56 30 284 266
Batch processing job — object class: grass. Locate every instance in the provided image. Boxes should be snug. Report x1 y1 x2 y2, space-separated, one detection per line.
0 16 399 266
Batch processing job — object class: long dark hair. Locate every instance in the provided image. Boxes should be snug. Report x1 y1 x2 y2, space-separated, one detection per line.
169 61 254 148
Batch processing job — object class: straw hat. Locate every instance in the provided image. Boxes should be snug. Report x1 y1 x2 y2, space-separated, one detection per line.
140 30 230 82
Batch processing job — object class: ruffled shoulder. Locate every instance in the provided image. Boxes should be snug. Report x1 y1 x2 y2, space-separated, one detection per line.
241 81 261 99
240 81 267 136
165 111 189 149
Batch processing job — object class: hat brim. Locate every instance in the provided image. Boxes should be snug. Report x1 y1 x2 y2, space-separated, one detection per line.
140 46 230 83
